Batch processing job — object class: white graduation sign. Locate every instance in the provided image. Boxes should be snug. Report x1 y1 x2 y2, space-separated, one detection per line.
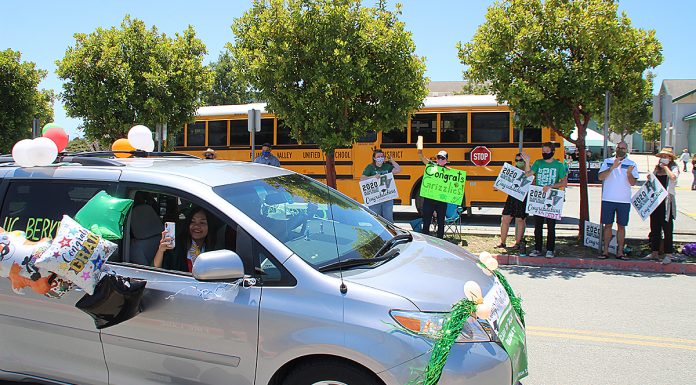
494 163 535 201
525 185 564 220
631 176 668 221
359 173 399 206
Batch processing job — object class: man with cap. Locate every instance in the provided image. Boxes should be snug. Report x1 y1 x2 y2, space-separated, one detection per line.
417 149 451 239
253 143 281 167
203 148 216 160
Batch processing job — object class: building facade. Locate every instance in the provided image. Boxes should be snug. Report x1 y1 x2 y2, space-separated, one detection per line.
655 79 696 154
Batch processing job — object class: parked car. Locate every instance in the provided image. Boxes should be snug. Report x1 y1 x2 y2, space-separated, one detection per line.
0 155 526 385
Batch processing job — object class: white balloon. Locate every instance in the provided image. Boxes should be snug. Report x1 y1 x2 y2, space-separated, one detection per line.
128 125 153 151
464 281 483 304
141 138 155 152
479 251 493 264
484 257 499 272
475 303 492 319
31 137 58 166
12 139 35 167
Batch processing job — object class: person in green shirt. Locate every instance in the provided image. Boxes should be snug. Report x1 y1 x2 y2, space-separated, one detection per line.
524 142 568 258
361 149 401 222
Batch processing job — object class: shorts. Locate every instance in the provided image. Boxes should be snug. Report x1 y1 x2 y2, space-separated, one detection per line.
601 201 630 226
502 195 528 219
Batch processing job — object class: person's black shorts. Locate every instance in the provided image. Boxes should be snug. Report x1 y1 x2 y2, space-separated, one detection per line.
502 195 528 219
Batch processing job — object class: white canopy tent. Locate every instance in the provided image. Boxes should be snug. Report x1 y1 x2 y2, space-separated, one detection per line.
563 127 615 148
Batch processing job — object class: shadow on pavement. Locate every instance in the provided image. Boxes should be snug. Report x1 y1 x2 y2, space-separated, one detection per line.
501 265 673 279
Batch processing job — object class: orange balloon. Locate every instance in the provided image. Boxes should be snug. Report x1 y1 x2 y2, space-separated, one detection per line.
112 138 135 158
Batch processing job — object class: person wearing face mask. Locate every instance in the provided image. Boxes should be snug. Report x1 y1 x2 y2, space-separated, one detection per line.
498 152 531 251
253 143 281 167
525 142 567 258
642 147 680 264
597 141 638 260
417 149 451 239
361 149 401 222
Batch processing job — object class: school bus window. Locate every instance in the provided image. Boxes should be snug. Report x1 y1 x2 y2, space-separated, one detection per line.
513 126 542 143
186 121 205 146
230 119 250 145
256 118 274 145
175 130 184 147
277 120 298 145
440 113 468 143
208 120 228 146
471 112 510 143
381 124 407 143
357 130 377 143
410 113 437 143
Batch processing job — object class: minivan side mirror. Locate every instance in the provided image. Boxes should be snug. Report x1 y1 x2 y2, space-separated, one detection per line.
192 249 245 281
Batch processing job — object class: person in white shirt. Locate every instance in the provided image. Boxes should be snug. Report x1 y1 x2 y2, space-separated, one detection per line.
597 141 638 260
679 149 691 172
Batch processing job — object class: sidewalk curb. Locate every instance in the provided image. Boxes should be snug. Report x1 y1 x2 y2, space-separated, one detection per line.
494 254 696 275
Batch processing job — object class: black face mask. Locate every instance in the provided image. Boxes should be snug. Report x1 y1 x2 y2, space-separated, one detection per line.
542 151 554 160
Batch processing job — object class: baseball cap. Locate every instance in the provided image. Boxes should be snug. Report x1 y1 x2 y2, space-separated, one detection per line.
437 150 448 158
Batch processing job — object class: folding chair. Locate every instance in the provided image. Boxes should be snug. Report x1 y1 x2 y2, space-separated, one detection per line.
436 203 464 242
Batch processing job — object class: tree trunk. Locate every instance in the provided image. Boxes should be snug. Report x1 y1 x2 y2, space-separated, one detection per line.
576 126 590 240
325 151 337 189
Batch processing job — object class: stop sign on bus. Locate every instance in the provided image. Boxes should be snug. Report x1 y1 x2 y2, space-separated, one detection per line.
470 146 492 166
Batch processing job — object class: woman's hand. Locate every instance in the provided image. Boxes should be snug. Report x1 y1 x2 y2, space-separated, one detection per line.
158 230 174 252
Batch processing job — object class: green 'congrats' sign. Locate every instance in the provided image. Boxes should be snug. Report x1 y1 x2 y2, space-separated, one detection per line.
420 164 466 205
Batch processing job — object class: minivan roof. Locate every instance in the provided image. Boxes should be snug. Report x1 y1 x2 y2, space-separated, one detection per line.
1 158 294 187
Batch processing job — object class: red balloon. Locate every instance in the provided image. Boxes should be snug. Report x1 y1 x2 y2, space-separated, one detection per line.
43 127 69 152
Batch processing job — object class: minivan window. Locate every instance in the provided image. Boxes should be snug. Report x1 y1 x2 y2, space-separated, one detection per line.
214 174 396 270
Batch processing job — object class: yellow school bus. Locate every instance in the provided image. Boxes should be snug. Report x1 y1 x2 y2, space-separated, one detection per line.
174 95 564 210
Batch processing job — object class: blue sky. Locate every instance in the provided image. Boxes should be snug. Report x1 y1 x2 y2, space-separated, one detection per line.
2 0 694 139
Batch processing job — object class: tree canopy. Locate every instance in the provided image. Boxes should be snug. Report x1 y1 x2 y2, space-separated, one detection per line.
56 16 212 147
231 0 428 187
458 0 662 236
0 49 54 153
201 50 257 106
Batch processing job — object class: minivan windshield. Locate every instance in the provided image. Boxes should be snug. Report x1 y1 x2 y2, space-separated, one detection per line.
213 174 397 270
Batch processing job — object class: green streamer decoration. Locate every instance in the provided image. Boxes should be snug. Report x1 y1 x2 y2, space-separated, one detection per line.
477 261 525 325
412 299 478 385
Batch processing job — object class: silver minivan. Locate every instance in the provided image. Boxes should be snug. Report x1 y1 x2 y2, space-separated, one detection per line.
0 157 526 385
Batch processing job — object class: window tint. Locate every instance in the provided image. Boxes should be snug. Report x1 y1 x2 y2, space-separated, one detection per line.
208 120 228 146
276 120 298 145
471 112 510 142
410 114 437 143
255 118 274 146
229 120 250 145
513 126 542 143
440 113 468 143
381 125 407 143
186 122 206 147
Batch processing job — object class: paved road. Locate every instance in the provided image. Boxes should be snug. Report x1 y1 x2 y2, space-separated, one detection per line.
394 154 696 242
503 266 696 385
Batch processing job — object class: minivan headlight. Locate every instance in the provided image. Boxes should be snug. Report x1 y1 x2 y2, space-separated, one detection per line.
390 310 493 343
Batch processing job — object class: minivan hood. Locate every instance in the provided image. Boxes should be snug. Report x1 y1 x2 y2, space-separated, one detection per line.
342 233 496 312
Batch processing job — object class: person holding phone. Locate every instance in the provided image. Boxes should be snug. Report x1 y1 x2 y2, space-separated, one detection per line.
597 141 638 260
153 207 216 272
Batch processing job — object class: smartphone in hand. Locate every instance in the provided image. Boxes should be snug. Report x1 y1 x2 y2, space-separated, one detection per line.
164 222 176 248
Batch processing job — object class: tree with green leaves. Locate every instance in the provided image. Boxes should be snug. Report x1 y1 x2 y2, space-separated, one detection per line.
231 0 428 188
202 50 257 106
0 49 54 153
599 72 656 141
56 16 212 148
458 0 662 237
641 119 661 149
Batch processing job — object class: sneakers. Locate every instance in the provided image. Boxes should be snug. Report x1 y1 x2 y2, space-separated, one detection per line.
529 250 542 257
661 255 672 265
545 251 555 259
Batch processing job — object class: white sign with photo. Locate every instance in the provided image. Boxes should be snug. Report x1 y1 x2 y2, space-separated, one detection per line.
525 185 565 220
631 177 668 221
359 173 399 206
583 221 618 255
494 163 535 202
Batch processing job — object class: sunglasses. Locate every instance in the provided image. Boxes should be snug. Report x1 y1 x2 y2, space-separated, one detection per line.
515 158 524 162
436 156 446 160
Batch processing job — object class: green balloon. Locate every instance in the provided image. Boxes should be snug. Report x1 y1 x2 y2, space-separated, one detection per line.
42 122 62 135
75 191 134 240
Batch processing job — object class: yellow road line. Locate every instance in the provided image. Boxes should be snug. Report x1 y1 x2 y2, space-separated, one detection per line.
527 331 696 351
527 326 696 345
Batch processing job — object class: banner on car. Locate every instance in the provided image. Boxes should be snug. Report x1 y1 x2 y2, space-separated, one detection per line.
359 173 399 206
631 177 668 221
525 185 564 220
493 163 535 202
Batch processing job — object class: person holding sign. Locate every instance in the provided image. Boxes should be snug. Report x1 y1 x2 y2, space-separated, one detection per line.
361 149 401 222
597 141 638 260
498 152 531 250
525 142 567 258
418 145 449 239
643 147 680 264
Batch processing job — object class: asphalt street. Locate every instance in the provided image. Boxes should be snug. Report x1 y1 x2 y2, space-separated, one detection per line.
504 266 696 385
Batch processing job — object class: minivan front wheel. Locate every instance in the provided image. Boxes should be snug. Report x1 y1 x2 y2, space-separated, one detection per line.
282 359 382 385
